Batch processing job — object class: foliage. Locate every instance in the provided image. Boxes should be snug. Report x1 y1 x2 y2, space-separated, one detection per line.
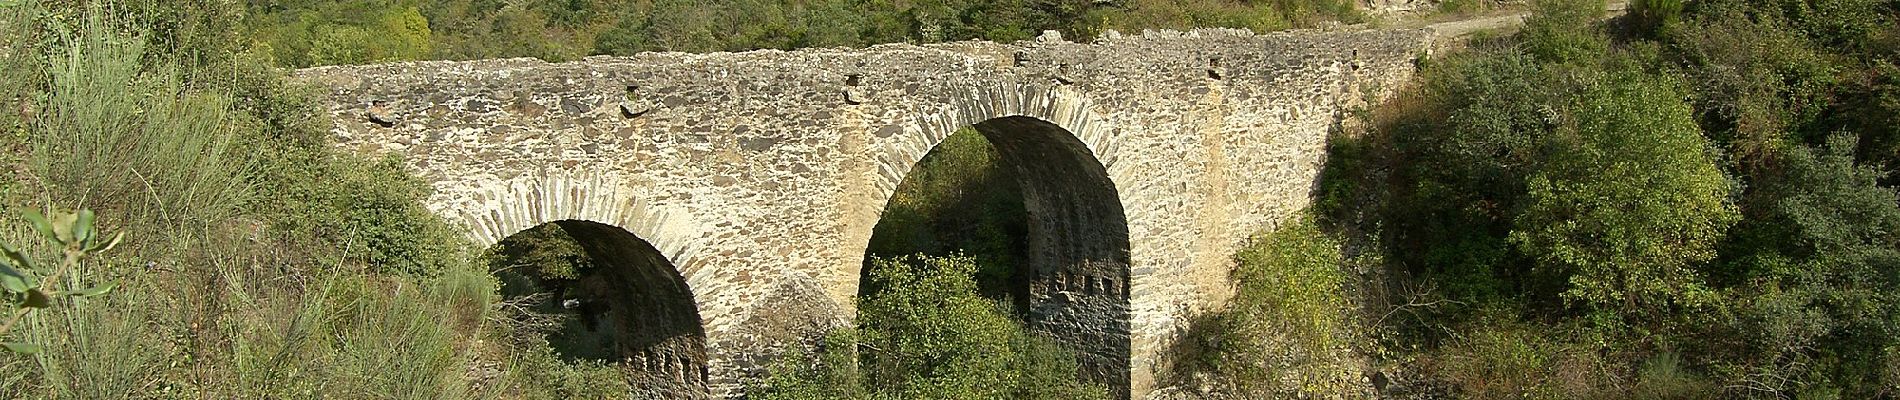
261 152 468 277
759 329 868 399
243 0 1365 67
476 223 639 399
1169 216 1365 396
1436 0 1492 16
28 5 260 244
247 1 435 68
1509 67 1736 321
1101 0 1363 34
866 129 1027 304
487 222 591 282
0 2 493 398
483 309 634 399
1375 50 1568 306
0 208 121 354
1666 0 1839 168
1323 0 1900 396
1709 134 1900 397
10 0 1900 397
1430 309 1621 400
756 255 1107 400
1521 0 1607 63
1629 0 1683 37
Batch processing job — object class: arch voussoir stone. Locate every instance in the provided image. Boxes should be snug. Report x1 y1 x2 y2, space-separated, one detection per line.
870 84 1117 197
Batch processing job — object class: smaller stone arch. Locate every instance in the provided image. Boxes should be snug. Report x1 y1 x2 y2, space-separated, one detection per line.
490 219 711 399
425 170 732 397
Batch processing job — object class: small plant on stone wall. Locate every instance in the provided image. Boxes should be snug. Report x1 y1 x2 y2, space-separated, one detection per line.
0 208 121 353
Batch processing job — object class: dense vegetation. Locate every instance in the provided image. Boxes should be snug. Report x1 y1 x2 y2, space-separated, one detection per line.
1312 0 1900 396
1167 217 1369 397
0 2 493 398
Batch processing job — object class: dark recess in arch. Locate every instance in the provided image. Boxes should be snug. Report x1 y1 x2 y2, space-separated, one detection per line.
490 220 710 399
864 115 1133 399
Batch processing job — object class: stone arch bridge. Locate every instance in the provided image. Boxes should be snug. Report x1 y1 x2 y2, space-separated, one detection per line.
294 28 1433 399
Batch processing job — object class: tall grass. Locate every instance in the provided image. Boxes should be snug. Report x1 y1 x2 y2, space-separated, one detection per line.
26 4 257 259
0 4 501 399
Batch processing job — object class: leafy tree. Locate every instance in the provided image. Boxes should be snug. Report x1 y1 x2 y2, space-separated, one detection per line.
1714 135 1900 396
1510 67 1737 321
249 1 434 67
252 0 1367 66
1319 0 1900 395
1629 0 1683 38
1380 50 1570 304
1666 0 1839 169
867 130 1027 304
487 223 591 282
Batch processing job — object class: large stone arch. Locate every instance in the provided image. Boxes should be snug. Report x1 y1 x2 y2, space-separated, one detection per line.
853 84 1135 398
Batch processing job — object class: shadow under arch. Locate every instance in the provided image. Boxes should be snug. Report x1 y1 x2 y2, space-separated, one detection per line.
489 219 709 398
865 115 1133 398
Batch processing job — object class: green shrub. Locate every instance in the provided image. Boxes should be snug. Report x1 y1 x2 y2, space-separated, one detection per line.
1381 50 1569 305
755 255 1107 400
248 1 434 67
0 3 493 398
0 208 126 352
1437 0 1489 16
1521 0 1607 63
1632 352 1717 400
260 153 468 277
1666 1 1839 167
1630 0 1684 37
1509 65 1736 322
866 129 1026 303
1706 134 1900 397
1342 0 1900 396
1168 216 1364 396
1432 310 1617 400
258 0 1365 66
28 6 259 247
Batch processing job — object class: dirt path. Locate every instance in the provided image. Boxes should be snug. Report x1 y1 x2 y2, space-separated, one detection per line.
1417 1 1629 41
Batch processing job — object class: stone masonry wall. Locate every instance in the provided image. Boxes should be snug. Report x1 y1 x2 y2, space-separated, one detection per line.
293 27 1433 399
